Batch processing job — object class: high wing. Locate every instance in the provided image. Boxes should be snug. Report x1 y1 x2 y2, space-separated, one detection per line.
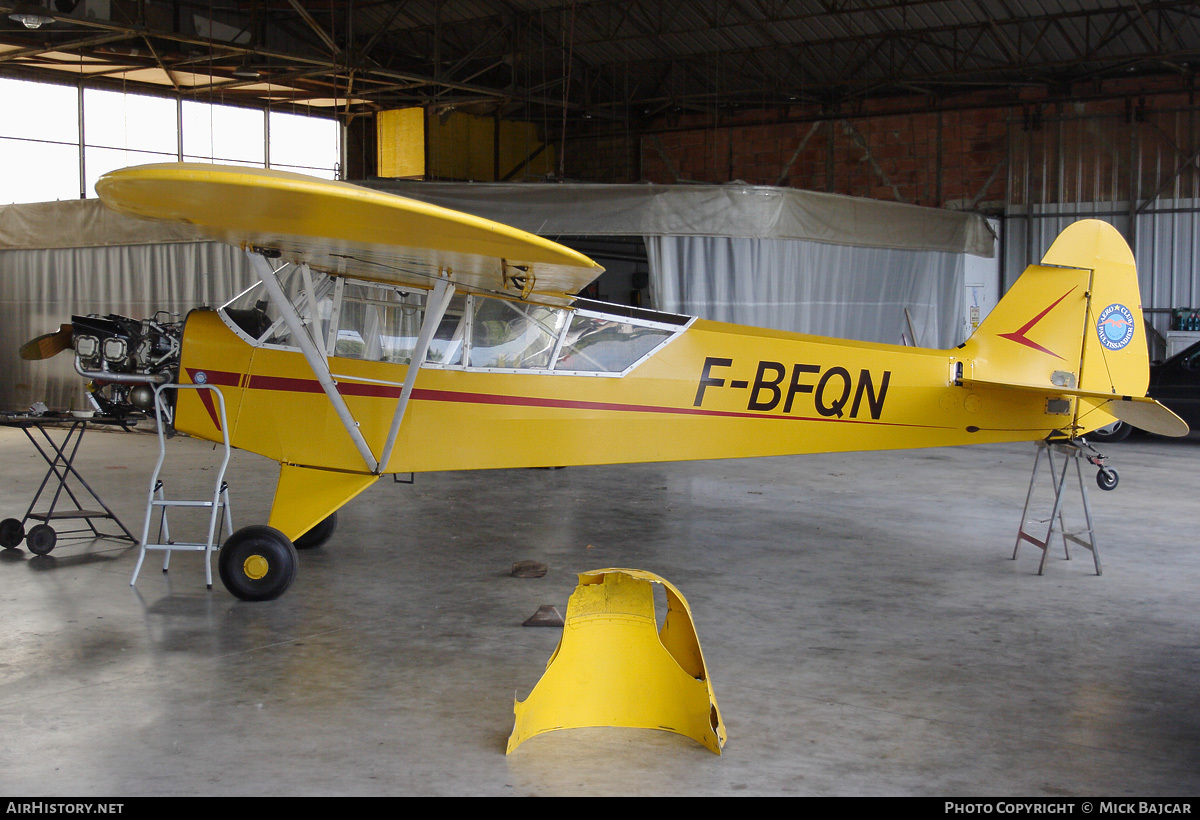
95 163 604 304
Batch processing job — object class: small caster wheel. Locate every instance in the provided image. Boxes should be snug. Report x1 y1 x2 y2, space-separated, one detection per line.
0 518 25 549
1096 468 1119 491
26 524 57 555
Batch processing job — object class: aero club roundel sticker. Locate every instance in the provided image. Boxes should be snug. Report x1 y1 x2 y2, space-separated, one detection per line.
1096 304 1136 351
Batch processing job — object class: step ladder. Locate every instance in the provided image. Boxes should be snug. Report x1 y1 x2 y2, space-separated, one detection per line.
1012 438 1103 576
131 383 234 590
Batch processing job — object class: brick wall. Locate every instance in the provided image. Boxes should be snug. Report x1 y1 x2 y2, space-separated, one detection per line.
561 75 1198 215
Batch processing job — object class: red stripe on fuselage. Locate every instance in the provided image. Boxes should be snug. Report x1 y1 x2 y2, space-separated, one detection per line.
184 367 240 430
185 367 240 387
245 374 404 398
183 367 945 430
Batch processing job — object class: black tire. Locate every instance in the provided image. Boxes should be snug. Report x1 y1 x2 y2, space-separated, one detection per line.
26 524 57 555
0 518 24 549
293 512 337 550
218 525 298 601
1097 468 1119 491
1089 421 1133 443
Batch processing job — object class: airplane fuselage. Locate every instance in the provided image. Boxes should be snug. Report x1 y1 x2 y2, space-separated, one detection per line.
175 304 1068 476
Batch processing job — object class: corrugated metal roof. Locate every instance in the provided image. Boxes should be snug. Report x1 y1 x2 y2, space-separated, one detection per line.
0 1 1197 116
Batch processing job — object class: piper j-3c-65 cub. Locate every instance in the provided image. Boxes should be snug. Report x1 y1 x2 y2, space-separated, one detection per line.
20 163 1188 601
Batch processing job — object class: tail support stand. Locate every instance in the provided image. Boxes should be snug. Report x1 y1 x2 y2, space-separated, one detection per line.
131 384 234 590
1013 439 1105 576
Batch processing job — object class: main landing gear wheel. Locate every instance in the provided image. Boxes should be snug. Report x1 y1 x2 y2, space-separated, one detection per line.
218 525 298 601
0 518 24 549
293 512 337 550
1097 468 1119 491
26 524 57 555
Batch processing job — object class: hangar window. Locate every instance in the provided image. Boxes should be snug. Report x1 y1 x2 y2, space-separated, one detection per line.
0 76 341 203
84 88 179 195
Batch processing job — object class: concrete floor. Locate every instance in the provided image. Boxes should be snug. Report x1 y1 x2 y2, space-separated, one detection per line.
0 424 1198 797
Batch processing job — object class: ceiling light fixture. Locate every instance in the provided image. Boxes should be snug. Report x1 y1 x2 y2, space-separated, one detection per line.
9 1 54 29
233 57 261 80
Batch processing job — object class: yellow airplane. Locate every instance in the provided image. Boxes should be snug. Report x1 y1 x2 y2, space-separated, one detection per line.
31 163 1188 601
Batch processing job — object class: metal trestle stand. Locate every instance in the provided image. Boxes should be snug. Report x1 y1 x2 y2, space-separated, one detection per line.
1012 439 1105 576
0 415 138 554
130 384 234 590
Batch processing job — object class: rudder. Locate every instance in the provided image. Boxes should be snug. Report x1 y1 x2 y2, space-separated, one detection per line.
962 220 1153 435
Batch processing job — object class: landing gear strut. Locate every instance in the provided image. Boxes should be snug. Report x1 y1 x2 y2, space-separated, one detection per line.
1080 438 1119 492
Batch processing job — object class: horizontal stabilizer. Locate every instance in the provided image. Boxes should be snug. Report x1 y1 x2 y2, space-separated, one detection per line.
1101 396 1189 437
961 377 1189 437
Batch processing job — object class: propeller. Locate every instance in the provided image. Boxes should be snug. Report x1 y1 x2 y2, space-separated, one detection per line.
19 324 74 361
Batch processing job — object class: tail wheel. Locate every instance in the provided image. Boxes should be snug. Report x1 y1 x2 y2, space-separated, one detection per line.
1096 468 1119 492
218 525 298 601
293 512 337 550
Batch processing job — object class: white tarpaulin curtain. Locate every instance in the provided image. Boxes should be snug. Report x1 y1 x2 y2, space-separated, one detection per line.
647 235 964 348
0 242 254 411
370 179 980 349
366 180 995 257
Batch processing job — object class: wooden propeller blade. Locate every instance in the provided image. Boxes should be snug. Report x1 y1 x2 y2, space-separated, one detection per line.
19 324 74 361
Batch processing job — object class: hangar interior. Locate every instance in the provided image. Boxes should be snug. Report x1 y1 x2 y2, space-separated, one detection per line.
1 0 1199 797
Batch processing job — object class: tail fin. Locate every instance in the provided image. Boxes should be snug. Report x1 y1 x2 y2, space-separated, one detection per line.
961 220 1187 437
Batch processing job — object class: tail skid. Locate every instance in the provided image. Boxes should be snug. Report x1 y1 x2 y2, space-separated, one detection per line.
960 219 1186 438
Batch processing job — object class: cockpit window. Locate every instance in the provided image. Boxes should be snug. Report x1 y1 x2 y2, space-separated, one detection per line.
556 313 675 373
332 285 469 365
219 265 686 376
334 283 424 363
429 304 466 365
221 268 334 350
468 297 566 370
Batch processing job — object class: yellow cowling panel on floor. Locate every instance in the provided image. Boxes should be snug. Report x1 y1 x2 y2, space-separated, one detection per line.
507 568 726 754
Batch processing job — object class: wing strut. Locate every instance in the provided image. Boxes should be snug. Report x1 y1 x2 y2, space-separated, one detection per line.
248 252 380 474
376 274 455 473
